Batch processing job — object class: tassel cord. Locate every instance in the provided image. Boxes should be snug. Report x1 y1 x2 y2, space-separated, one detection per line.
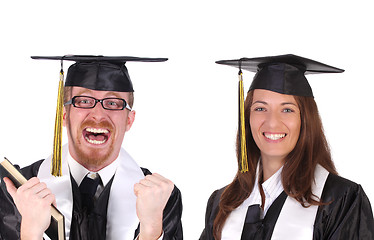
238 71 248 173
52 70 64 176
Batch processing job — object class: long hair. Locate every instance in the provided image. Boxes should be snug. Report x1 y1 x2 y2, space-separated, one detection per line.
212 90 337 239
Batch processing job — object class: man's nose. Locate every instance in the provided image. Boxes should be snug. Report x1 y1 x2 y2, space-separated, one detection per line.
89 101 107 120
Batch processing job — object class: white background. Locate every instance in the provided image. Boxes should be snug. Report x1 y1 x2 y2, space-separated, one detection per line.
0 1 373 239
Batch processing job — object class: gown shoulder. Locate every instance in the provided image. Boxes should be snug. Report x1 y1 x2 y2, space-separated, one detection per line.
199 187 227 240
314 173 374 240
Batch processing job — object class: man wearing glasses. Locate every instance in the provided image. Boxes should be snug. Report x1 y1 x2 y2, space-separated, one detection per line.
0 56 183 240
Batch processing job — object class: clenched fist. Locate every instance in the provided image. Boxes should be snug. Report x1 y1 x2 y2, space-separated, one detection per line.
134 173 174 240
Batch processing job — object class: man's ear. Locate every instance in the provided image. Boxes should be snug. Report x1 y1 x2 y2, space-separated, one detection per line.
63 107 67 127
125 110 136 132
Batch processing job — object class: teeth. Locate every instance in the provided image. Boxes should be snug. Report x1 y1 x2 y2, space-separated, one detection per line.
264 133 286 140
85 137 107 145
86 128 109 134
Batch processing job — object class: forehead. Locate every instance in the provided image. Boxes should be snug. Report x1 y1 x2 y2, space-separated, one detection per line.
252 89 297 104
71 86 129 99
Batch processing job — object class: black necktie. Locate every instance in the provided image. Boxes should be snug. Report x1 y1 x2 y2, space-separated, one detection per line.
245 204 262 223
79 173 101 213
241 204 263 240
240 192 289 240
70 173 114 240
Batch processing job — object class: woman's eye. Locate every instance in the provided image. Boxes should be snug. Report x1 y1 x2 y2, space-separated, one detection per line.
283 108 294 113
254 107 265 112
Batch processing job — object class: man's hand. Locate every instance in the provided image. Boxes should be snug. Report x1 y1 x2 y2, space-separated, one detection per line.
3 177 56 240
134 173 174 240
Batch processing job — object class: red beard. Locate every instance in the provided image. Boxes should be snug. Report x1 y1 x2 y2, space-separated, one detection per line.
68 118 116 169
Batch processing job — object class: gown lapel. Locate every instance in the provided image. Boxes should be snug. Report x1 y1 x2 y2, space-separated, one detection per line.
38 144 73 239
271 164 329 240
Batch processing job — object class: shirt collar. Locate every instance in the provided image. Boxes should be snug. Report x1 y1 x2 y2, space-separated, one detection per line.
242 164 262 207
262 165 284 202
67 150 119 187
242 162 284 210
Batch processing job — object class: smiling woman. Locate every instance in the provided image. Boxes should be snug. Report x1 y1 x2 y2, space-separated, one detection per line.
249 89 301 174
200 54 374 240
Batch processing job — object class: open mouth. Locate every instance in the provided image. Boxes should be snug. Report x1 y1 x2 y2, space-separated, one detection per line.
263 133 287 141
83 127 110 145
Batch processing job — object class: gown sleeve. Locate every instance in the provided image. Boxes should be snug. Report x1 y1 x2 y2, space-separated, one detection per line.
0 176 22 239
313 174 374 240
159 185 183 240
0 160 44 240
199 187 225 240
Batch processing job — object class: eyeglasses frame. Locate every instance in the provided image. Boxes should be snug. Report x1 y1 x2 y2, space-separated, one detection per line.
64 95 132 111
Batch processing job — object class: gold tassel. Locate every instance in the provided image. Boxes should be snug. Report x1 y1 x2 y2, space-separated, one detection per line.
51 69 64 177
238 70 248 173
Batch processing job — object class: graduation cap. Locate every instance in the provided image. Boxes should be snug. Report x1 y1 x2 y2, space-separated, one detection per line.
31 55 168 176
215 54 344 172
31 55 168 92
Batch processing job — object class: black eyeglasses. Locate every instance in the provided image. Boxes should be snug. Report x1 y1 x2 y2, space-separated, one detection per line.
64 96 132 111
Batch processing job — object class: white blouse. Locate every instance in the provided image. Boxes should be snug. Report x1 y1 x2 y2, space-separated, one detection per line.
221 164 284 240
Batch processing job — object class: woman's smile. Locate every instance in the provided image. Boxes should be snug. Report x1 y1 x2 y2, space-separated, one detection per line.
263 132 287 142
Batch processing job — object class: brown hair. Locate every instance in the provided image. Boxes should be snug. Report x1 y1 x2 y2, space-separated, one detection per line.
212 90 337 239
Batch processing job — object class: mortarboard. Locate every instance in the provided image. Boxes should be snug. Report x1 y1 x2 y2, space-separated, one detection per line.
215 54 344 172
216 54 344 97
31 55 168 176
31 55 169 92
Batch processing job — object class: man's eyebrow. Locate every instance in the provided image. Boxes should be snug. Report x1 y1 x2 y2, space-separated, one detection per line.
76 89 92 96
74 89 122 98
104 92 122 98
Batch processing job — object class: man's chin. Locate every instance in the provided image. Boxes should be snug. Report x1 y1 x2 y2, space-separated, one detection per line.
73 145 115 170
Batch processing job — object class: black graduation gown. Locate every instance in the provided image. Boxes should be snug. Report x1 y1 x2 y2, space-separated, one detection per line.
0 160 183 240
200 173 374 240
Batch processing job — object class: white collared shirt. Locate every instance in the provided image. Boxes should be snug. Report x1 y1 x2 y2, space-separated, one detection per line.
67 153 119 188
261 166 284 216
221 164 284 240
